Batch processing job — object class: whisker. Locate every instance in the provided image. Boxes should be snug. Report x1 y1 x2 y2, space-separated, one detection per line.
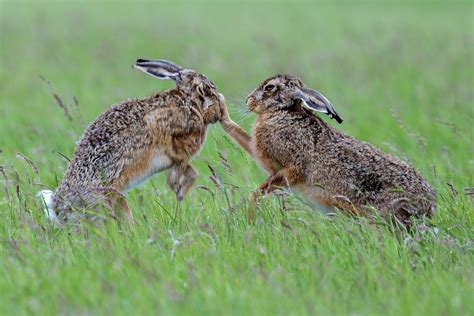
223 95 254 125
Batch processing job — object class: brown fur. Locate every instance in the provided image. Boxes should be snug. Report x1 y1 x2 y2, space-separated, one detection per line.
52 59 225 223
221 74 435 227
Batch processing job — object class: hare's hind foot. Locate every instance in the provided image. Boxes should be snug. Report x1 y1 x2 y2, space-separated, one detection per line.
374 192 436 229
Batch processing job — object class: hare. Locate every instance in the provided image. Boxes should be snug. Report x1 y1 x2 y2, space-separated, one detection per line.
220 74 435 227
38 59 226 224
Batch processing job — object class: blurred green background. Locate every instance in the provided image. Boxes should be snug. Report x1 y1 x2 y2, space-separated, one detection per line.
1 1 473 185
0 1 472 315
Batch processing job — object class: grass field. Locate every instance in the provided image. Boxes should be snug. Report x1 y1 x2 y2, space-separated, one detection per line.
0 1 473 315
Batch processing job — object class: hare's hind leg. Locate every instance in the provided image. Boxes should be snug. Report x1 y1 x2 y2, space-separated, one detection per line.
167 163 198 201
114 195 134 224
96 188 134 224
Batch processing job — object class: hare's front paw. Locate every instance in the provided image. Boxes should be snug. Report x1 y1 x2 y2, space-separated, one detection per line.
176 170 197 201
167 164 198 201
217 94 230 122
167 168 180 194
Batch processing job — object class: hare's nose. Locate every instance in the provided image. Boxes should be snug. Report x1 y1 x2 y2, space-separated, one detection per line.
246 96 255 106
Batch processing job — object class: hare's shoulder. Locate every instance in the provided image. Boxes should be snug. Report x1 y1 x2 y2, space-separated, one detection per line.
253 111 319 164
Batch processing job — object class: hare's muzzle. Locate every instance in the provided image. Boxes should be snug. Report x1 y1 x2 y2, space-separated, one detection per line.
246 96 255 107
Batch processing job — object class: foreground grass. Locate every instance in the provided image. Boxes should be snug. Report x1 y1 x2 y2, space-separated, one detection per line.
0 1 473 315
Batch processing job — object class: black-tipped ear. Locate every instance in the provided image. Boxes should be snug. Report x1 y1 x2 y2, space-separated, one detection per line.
294 87 343 123
133 59 183 81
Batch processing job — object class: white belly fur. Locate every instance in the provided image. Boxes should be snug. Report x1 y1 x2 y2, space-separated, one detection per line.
124 150 172 192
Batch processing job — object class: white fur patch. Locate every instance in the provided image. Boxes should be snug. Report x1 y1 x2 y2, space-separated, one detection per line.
36 190 60 225
124 151 172 191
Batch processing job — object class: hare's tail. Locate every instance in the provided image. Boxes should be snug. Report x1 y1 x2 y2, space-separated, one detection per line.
37 190 60 225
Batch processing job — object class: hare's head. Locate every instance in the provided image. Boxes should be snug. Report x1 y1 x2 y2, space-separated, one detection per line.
246 74 343 123
133 59 224 123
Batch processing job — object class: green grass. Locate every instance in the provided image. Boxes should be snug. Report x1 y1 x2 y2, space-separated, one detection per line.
0 1 473 315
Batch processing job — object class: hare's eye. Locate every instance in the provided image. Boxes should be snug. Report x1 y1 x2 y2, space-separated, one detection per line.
264 84 275 92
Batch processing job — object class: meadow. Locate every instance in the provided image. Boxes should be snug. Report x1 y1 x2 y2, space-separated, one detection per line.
0 1 473 315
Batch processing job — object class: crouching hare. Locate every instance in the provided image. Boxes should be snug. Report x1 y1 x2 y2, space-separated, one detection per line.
39 59 226 224
220 75 435 228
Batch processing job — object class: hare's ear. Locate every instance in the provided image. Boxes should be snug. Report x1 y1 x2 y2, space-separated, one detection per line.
133 59 183 81
294 87 343 123
196 82 206 97
196 82 213 109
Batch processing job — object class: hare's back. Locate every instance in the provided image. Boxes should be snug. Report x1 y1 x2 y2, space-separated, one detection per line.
66 99 157 185
326 134 432 196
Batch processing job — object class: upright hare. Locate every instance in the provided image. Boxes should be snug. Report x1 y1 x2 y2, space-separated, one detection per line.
39 59 226 224
221 75 435 227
